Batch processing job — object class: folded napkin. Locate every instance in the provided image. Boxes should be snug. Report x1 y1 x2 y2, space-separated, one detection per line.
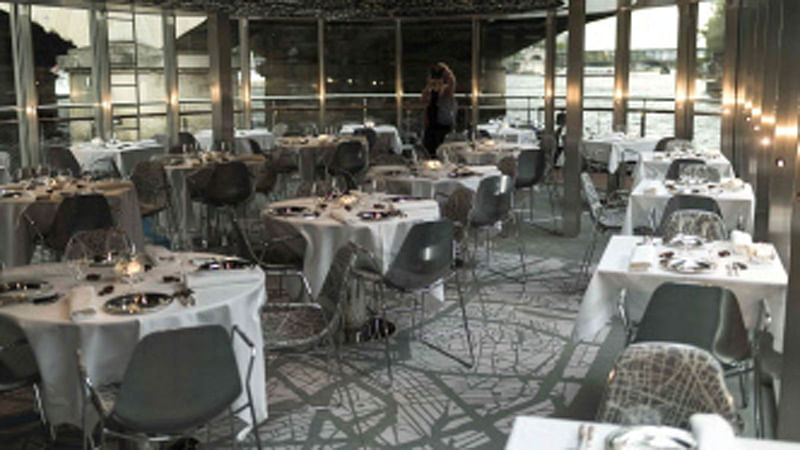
690 414 739 450
69 286 98 321
730 230 752 246
185 267 262 291
329 209 359 225
629 244 655 271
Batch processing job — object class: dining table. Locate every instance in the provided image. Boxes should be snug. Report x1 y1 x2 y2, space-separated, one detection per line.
632 150 735 187
339 123 403 154
437 140 536 166
505 416 800 449
263 192 441 328
622 178 756 235
0 245 267 429
0 177 145 268
194 128 275 154
477 122 538 146
573 235 787 352
70 139 166 177
582 133 661 174
366 163 502 200
273 135 368 182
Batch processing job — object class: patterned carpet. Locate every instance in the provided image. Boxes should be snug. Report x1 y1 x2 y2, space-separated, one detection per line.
0 215 624 449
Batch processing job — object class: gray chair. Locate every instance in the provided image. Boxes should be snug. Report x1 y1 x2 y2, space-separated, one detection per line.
656 195 722 236
47 147 82 177
578 172 624 285
352 220 473 382
597 342 742 432
665 158 704 180
45 194 114 256
665 138 694 152
654 136 675 152
660 209 727 242
80 325 262 449
130 161 171 218
326 140 368 191
63 228 134 263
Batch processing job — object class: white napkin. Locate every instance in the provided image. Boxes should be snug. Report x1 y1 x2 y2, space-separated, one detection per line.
629 244 655 272
730 230 752 246
329 209 359 225
184 267 262 290
68 286 97 321
690 414 740 450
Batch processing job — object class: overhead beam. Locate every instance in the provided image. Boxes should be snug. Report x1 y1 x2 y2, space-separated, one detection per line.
563 0 585 237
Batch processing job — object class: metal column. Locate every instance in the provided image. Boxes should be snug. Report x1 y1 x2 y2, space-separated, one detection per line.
471 17 480 134
674 0 697 140
239 19 252 129
10 4 40 167
162 11 179 149
544 10 556 135
395 19 403 129
563 0 585 237
208 12 234 149
90 7 112 141
613 0 631 133
720 0 740 163
317 18 326 130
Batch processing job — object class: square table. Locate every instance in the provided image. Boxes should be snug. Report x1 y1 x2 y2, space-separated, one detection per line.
573 236 787 352
70 140 166 177
477 123 538 146
622 179 755 235
632 151 735 187
194 128 275 153
340 123 403 154
368 164 502 200
582 133 661 174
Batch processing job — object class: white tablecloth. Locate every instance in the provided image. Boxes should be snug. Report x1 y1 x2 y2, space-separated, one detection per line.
0 179 145 268
275 135 368 182
632 152 735 187
437 141 535 166
263 194 441 301
194 128 275 154
573 236 787 352
0 247 267 428
340 124 403 154
477 123 538 146
582 133 660 174
505 416 800 450
622 179 755 235
71 140 166 176
368 165 502 199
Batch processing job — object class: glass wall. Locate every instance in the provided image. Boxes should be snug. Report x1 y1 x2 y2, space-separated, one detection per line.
583 15 616 136
0 4 20 169
695 0 724 149
628 5 678 138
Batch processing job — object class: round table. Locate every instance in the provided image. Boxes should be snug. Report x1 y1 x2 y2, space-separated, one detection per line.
274 136 368 182
0 246 267 429
367 164 502 200
0 178 145 268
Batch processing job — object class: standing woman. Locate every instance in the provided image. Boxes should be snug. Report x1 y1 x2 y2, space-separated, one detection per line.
422 62 457 158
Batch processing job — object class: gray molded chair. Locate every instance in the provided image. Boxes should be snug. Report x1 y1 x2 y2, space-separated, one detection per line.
665 158 704 180
578 172 625 286
660 209 728 242
178 132 199 152
80 325 262 449
45 194 114 256
654 136 675 152
47 147 82 177
596 342 742 432
514 149 553 224
0 315 49 437
656 195 722 236
130 161 171 217
352 219 473 382
326 140 368 191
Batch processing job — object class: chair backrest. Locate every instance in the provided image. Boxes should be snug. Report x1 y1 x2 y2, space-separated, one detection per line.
538 133 558 167
660 209 727 242
385 219 454 291
478 129 492 139
469 175 513 227
665 139 694 152
580 172 603 224
353 127 378 153
496 156 517 181
130 161 170 216
634 282 750 366
47 147 82 177
516 149 546 188
89 157 122 180
654 136 676 152
246 138 266 157
202 161 253 207
436 143 466 164
596 342 741 431
46 194 114 253
232 217 306 267
329 141 367 175
680 164 721 183
178 132 199 151
63 228 134 262
111 325 242 434
658 195 722 235
665 158 704 180
319 243 357 312
442 187 474 227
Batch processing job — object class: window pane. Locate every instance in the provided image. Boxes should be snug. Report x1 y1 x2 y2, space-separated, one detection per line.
584 15 615 135
695 0 723 149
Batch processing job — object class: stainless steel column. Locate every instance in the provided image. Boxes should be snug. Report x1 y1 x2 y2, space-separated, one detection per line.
544 10 556 135
721 0 740 163
162 11 179 148
755 0 779 240
90 7 112 141
317 18 326 129
775 0 800 436
563 0 585 237
395 19 403 129
10 4 40 167
613 0 631 133
471 17 480 134
674 0 697 140
208 12 234 149
239 19 252 129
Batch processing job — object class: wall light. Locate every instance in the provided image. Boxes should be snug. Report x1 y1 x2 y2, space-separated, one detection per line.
776 157 786 168
762 115 776 125
761 136 771 146
776 125 798 139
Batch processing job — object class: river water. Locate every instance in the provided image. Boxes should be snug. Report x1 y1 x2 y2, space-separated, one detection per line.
504 72 721 149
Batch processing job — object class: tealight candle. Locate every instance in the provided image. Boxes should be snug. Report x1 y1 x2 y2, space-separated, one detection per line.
423 160 443 170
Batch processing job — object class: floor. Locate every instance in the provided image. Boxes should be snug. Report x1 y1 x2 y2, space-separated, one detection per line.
0 187 756 449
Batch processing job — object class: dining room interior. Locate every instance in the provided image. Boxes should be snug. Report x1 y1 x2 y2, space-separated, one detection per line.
2 0 800 448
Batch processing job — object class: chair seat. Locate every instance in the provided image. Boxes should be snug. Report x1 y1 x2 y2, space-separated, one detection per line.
262 302 333 350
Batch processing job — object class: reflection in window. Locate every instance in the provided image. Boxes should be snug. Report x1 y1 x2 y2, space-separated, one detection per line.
695 0 723 149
